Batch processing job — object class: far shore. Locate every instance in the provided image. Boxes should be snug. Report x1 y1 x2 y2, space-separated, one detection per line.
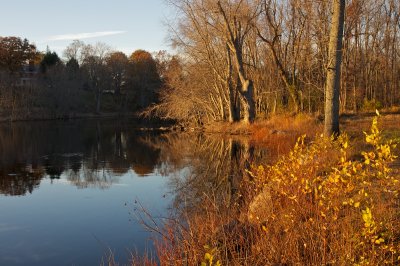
1 110 399 136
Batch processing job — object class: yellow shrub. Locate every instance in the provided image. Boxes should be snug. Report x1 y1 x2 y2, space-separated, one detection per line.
252 112 399 265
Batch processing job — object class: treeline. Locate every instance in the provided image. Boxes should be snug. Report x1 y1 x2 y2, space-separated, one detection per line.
0 37 163 120
147 0 399 125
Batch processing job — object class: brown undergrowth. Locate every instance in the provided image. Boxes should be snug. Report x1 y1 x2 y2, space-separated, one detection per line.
204 114 322 160
250 114 323 160
134 113 399 265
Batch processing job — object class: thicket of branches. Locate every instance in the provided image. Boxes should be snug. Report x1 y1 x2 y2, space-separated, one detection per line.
149 0 399 125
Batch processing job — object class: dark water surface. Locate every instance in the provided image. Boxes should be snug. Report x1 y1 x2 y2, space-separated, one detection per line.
0 120 174 266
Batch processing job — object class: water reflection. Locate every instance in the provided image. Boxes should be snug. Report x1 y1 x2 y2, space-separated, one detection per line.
147 133 271 215
0 166 44 196
0 119 281 265
0 120 161 196
0 120 274 198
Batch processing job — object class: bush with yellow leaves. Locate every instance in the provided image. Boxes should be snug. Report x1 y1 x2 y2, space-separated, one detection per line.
142 113 398 266
250 112 399 265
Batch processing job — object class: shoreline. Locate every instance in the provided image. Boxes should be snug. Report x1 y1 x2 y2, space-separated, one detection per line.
1 110 399 135
0 112 138 123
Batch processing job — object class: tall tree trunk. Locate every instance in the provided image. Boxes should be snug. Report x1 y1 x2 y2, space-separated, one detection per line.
269 45 300 113
228 80 239 122
324 0 345 136
239 79 255 124
227 46 240 122
231 46 255 124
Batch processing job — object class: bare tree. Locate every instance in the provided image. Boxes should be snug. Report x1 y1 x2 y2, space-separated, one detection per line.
162 0 260 124
79 42 111 114
216 0 259 123
63 40 85 64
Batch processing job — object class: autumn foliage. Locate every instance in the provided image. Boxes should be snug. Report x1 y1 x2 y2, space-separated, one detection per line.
0 36 37 73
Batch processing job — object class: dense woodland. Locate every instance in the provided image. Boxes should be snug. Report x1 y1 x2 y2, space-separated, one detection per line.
0 0 399 125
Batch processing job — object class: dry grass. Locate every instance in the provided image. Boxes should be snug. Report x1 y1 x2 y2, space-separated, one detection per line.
204 114 323 159
203 121 251 135
249 114 323 159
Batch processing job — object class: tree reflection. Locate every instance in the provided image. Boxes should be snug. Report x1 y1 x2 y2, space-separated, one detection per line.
148 133 267 216
44 155 65 179
0 120 270 198
134 133 276 265
127 134 161 177
0 120 162 195
0 165 45 196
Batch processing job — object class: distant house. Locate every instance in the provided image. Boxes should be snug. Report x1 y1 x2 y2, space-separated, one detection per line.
16 63 39 87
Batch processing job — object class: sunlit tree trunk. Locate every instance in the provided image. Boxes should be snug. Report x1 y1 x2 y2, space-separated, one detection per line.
324 0 345 136
226 46 239 122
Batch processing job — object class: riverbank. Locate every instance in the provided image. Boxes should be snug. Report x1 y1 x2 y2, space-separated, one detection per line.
2 108 399 129
130 113 400 266
0 111 138 123
202 109 400 133
0 111 180 131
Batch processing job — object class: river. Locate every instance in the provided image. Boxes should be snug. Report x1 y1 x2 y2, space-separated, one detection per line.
0 119 273 266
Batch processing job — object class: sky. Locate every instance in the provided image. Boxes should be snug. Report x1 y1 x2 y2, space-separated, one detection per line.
0 0 174 58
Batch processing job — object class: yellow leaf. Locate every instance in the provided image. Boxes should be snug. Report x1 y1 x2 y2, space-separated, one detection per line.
343 141 348 149
354 202 360 208
262 225 267 232
362 207 373 226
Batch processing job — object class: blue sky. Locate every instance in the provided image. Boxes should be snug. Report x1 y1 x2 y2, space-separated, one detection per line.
0 0 173 57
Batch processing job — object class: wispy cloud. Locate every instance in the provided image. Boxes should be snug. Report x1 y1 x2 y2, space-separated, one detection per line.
47 31 126 41
0 223 27 232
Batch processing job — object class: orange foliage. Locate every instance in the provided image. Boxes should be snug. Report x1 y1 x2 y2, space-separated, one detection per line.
130 49 154 63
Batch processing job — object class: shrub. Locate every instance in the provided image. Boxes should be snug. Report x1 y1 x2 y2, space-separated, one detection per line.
362 98 383 112
250 111 399 264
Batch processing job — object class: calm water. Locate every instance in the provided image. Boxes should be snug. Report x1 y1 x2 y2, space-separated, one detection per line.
0 120 175 266
0 119 270 265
